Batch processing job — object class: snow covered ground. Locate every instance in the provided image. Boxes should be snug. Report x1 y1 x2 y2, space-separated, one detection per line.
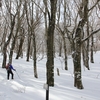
0 51 100 100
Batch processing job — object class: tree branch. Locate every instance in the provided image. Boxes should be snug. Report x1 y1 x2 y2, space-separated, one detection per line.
82 28 100 43
88 0 100 11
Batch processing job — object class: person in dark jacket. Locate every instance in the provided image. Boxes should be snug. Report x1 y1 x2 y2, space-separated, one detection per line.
6 63 16 80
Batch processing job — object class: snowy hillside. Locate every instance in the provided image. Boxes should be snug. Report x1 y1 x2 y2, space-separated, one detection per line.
0 52 100 100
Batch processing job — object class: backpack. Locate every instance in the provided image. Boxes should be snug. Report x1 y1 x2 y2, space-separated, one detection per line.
6 64 10 71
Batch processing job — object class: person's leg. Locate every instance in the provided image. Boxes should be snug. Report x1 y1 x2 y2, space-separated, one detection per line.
7 71 10 80
11 71 14 79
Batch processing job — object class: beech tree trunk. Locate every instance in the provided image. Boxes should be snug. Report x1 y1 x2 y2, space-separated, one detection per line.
63 33 68 70
9 31 18 64
73 0 90 89
90 34 94 63
46 0 57 86
33 31 38 78
26 31 31 62
73 23 84 89
16 30 25 59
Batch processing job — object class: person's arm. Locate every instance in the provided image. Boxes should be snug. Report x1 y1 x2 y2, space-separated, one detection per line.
10 65 16 71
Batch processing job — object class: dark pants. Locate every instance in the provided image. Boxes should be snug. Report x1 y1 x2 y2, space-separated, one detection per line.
7 70 14 80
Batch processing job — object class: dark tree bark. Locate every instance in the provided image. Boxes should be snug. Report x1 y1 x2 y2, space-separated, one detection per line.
73 0 90 89
16 28 25 59
62 32 68 70
63 0 68 70
84 17 90 70
90 34 94 63
58 39 62 57
24 1 32 62
82 42 87 67
1 25 7 53
73 24 84 89
32 31 38 78
46 0 57 86
9 31 18 64
26 31 31 62
31 1 38 78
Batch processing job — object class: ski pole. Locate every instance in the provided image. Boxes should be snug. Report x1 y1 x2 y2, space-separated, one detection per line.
15 71 20 79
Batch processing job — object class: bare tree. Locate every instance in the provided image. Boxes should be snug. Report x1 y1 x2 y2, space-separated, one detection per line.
43 0 57 86
56 0 70 70
25 0 43 78
2 0 18 68
9 0 24 64
72 0 100 89
15 27 25 59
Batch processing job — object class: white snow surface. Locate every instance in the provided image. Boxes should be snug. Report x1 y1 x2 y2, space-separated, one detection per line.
0 51 100 100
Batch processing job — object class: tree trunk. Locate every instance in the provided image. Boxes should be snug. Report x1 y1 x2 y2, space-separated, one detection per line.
63 34 68 70
85 19 90 70
58 39 62 57
2 15 15 68
82 43 86 67
63 0 68 70
9 32 18 64
26 31 31 62
46 0 57 86
16 35 24 59
82 42 89 69
73 25 84 89
73 0 89 89
90 35 94 63
33 31 38 78
2 47 7 68
1 25 7 53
